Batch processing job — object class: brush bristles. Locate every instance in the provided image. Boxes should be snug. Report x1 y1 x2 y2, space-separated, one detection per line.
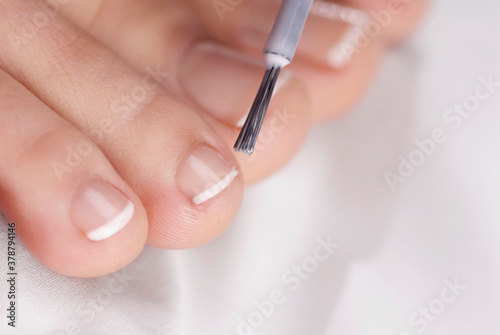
234 66 282 155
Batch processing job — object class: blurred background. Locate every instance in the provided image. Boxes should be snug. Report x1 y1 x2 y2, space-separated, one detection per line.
1 0 499 334
184 0 500 333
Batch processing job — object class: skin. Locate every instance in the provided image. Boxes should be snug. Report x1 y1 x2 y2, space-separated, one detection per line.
0 0 429 277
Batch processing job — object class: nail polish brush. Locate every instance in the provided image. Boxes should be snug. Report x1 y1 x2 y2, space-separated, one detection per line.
234 0 313 155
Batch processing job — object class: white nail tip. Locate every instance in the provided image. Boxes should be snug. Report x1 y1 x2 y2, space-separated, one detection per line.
273 70 294 95
311 1 369 26
86 201 135 241
192 168 238 205
327 27 359 68
236 111 250 128
311 1 370 68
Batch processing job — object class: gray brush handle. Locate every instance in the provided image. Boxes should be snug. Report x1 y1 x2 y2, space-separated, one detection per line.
264 0 314 62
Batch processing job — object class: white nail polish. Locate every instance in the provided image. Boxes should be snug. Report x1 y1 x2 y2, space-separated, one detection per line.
311 1 370 68
86 202 135 242
71 180 136 242
327 26 360 68
192 167 239 205
176 145 239 205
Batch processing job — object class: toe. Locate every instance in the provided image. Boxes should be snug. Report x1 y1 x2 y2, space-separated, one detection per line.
0 1 244 249
0 69 148 278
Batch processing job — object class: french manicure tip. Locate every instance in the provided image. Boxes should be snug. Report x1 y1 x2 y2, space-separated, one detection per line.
192 167 238 205
236 111 249 128
328 49 351 68
86 201 135 241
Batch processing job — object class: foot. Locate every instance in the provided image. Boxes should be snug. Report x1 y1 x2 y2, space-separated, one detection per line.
0 0 429 277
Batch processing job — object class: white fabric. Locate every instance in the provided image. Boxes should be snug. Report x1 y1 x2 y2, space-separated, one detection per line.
1 0 500 334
